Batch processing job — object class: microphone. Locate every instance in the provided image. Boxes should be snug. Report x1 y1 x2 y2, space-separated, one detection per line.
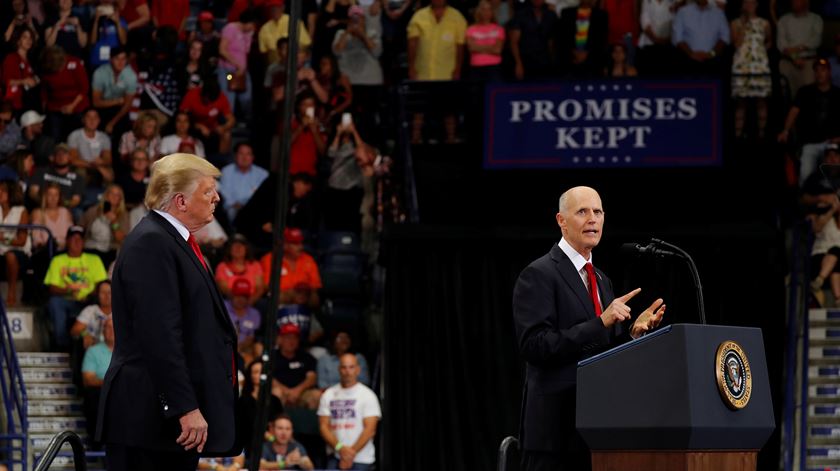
620 242 679 258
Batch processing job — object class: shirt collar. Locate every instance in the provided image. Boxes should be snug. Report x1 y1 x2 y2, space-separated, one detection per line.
558 237 592 273
154 209 190 241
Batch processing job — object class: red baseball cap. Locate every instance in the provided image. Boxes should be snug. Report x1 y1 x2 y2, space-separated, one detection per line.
284 228 304 244
231 278 253 297
198 11 214 22
279 323 300 336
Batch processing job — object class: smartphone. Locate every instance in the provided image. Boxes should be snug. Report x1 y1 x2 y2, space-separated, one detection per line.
305 107 315 119
97 4 114 16
341 113 352 126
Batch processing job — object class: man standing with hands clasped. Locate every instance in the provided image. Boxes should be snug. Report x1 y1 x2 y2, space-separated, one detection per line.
513 186 667 471
96 153 240 470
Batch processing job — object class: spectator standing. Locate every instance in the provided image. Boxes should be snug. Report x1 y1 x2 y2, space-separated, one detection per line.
258 0 313 65
671 0 730 76
150 0 190 39
39 46 90 142
605 43 638 77
407 0 467 82
382 0 418 78
78 183 128 267
317 331 371 388
28 144 84 213
159 111 206 158
225 278 263 366
272 323 320 409
601 0 639 47
177 40 212 97
19 111 56 167
88 1 127 70
118 112 161 163
509 0 557 80
636 0 677 76
325 119 367 232
730 0 771 139
67 109 114 188
0 103 21 160
778 59 840 185
188 11 221 68
219 143 269 222
236 360 284 459
289 93 327 177
0 180 30 307
260 228 322 306
215 234 266 302
119 0 152 51
777 0 823 99
138 27 182 121
2 26 39 112
3 0 41 46
70 280 112 349
557 0 609 77
44 226 108 349
465 0 504 82
81 316 114 446
316 0 356 61
91 47 137 136
217 8 259 121
30 182 73 252
315 54 353 125
179 78 235 155
317 353 381 470
44 0 88 62
260 415 315 470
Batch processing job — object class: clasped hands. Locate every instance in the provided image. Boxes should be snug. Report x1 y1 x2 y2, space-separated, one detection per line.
600 288 666 338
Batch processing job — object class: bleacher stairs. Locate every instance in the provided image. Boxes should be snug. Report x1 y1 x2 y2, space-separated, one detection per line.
19 352 95 470
805 309 840 471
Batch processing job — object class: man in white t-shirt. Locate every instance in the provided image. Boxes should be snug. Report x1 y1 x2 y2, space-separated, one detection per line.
66 109 114 187
317 353 381 470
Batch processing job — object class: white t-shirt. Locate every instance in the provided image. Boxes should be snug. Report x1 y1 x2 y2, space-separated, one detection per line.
317 382 382 464
76 304 110 342
67 129 111 163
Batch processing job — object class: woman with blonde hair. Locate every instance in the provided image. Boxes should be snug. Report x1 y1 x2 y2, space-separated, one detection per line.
466 0 505 82
31 183 74 252
118 112 161 163
79 184 129 267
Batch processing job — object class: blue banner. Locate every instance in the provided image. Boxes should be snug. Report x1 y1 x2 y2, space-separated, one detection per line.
483 80 722 169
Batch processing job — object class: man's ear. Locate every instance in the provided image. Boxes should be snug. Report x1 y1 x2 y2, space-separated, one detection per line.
555 212 565 230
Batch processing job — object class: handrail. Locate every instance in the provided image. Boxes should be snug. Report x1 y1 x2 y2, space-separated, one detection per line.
0 223 56 259
34 431 87 471
0 275 27 471
497 436 519 471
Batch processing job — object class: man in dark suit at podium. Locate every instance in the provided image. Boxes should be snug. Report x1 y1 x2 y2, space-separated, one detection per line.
512 186 666 471
97 153 240 470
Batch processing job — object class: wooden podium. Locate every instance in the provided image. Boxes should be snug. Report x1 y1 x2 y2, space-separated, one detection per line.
576 324 775 471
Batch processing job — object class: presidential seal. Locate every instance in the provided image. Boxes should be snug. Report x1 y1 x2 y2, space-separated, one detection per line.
715 341 752 410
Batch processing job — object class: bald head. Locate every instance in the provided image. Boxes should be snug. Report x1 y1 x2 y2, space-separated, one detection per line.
556 186 604 259
339 352 361 387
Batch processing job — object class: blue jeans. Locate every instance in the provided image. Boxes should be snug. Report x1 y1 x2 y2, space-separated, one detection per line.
800 142 830 186
216 66 252 120
326 457 372 470
48 296 85 349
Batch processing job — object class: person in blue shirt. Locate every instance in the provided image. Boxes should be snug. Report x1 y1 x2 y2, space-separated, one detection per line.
82 315 114 447
317 331 370 389
89 3 127 69
218 142 269 222
671 0 730 75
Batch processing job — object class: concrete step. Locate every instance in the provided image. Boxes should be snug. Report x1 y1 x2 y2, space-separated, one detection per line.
812 347 840 360
809 366 840 382
25 383 77 399
28 416 86 434
807 444 840 461
28 399 83 417
17 352 69 368
812 425 840 439
21 367 73 384
811 385 840 399
810 326 840 341
810 405 840 418
807 466 840 471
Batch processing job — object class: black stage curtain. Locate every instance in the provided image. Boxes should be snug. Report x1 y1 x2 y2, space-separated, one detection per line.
382 223 786 471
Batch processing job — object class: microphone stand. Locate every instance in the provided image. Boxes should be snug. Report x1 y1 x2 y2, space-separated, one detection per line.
651 238 706 325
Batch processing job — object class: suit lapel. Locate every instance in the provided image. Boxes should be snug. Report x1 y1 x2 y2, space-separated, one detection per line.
549 244 596 319
148 212 237 336
595 269 614 308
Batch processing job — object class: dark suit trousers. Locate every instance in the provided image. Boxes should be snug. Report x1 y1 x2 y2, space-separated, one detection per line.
522 449 591 471
106 443 200 471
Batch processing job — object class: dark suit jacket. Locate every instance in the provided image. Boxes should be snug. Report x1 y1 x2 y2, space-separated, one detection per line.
96 211 240 455
512 243 627 452
556 7 609 77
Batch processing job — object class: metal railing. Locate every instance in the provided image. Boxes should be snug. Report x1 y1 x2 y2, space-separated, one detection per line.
34 431 87 471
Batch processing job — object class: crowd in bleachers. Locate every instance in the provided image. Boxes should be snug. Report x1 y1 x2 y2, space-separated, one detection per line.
1 0 840 467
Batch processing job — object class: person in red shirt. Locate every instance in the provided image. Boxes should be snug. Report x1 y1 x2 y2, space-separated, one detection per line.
179 78 235 155
119 0 151 52
151 0 191 39
260 227 322 308
2 26 38 112
39 46 90 141
289 93 327 177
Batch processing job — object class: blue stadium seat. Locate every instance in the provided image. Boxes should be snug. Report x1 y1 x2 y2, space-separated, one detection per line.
318 231 361 254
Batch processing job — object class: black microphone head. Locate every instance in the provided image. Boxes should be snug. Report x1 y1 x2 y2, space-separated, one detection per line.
620 243 644 256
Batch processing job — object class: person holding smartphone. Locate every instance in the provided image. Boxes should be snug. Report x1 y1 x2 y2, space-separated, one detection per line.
78 183 129 267
289 93 327 178
324 113 368 233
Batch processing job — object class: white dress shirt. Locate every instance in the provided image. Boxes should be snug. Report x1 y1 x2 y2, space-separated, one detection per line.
153 210 190 242
558 237 602 305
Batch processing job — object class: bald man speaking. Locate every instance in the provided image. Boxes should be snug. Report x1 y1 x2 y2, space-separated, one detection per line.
512 186 666 471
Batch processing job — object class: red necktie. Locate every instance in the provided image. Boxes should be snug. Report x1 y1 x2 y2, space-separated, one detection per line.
584 263 602 317
187 234 207 270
